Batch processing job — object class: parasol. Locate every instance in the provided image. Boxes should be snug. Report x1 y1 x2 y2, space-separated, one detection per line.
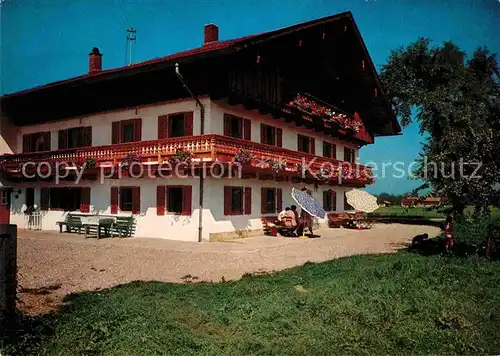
345 189 379 213
291 188 326 219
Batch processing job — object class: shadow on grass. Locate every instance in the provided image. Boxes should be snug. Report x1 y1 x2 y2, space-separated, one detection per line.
408 235 481 257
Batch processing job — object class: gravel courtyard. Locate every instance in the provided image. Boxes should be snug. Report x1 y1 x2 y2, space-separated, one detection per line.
17 224 440 315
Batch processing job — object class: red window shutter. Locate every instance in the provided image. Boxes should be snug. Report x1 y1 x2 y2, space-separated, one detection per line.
156 186 165 215
58 129 68 149
244 187 252 215
224 186 232 215
181 186 192 215
112 122 121 144
243 119 251 140
158 115 169 139
43 132 51 151
111 187 118 214
22 135 31 153
276 128 283 147
184 112 194 136
332 144 337 159
332 191 337 211
261 188 266 214
83 126 92 146
310 137 315 155
277 188 282 212
223 114 231 136
80 187 91 213
261 124 267 144
133 119 142 142
40 188 50 211
132 187 141 214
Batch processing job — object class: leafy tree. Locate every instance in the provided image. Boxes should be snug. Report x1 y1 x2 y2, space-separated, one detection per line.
380 39 500 218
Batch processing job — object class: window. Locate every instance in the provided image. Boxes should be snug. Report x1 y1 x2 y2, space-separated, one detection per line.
167 187 183 213
260 187 282 214
297 134 315 154
223 114 251 140
323 190 337 211
25 188 34 208
156 185 192 215
169 114 186 138
112 119 142 144
0 191 8 205
122 122 135 143
223 186 252 215
260 124 282 147
158 112 194 139
119 187 133 212
344 147 356 163
111 187 140 214
23 132 51 153
344 192 354 211
58 127 92 149
323 142 336 159
42 188 82 211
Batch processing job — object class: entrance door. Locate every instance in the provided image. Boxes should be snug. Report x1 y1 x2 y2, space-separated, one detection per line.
0 189 11 224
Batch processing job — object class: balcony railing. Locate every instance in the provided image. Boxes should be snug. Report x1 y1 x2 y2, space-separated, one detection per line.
0 135 373 184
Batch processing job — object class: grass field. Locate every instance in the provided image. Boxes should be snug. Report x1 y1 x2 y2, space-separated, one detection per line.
373 206 500 219
9 251 500 355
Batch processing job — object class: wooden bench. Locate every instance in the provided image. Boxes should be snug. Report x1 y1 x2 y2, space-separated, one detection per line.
261 216 280 236
56 214 83 233
112 216 136 237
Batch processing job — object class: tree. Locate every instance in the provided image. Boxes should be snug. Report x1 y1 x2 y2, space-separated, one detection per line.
380 39 500 218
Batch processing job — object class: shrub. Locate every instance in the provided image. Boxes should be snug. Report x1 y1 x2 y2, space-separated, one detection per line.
454 216 500 258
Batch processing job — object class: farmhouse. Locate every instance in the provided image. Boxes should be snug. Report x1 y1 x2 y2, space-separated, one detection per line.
0 12 400 241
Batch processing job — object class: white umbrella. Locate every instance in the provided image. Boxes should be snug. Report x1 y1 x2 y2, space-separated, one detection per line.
345 189 379 213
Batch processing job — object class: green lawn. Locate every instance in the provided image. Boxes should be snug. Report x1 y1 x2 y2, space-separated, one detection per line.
11 252 500 355
373 206 500 219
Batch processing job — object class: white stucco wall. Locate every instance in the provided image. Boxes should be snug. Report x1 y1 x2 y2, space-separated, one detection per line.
9 178 353 241
15 97 210 153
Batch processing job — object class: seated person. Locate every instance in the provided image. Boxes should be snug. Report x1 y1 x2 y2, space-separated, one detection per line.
279 207 297 236
278 207 289 221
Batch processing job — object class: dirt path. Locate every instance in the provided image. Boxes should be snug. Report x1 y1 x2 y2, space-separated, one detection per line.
16 224 440 315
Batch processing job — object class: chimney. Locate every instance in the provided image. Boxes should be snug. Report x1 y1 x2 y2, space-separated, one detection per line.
204 24 218 45
88 47 102 74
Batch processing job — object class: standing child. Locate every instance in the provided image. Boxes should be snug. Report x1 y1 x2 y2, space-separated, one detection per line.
444 216 454 252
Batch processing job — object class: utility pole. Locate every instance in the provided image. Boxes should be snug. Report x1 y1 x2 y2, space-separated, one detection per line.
126 27 136 66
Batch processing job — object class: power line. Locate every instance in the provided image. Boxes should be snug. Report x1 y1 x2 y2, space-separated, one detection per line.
112 0 128 29
116 0 131 27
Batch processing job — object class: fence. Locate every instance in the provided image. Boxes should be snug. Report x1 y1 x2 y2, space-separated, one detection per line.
0 224 17 314
25 211 42 230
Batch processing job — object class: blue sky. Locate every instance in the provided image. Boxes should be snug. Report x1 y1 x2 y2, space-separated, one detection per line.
2 0 499 194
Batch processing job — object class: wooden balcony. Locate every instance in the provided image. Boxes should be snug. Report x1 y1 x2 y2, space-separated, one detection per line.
0 135 374 186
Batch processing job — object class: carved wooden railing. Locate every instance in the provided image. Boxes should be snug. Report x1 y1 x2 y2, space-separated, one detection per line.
0 135 373 182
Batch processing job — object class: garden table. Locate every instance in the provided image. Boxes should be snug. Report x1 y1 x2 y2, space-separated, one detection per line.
82 216 117 239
